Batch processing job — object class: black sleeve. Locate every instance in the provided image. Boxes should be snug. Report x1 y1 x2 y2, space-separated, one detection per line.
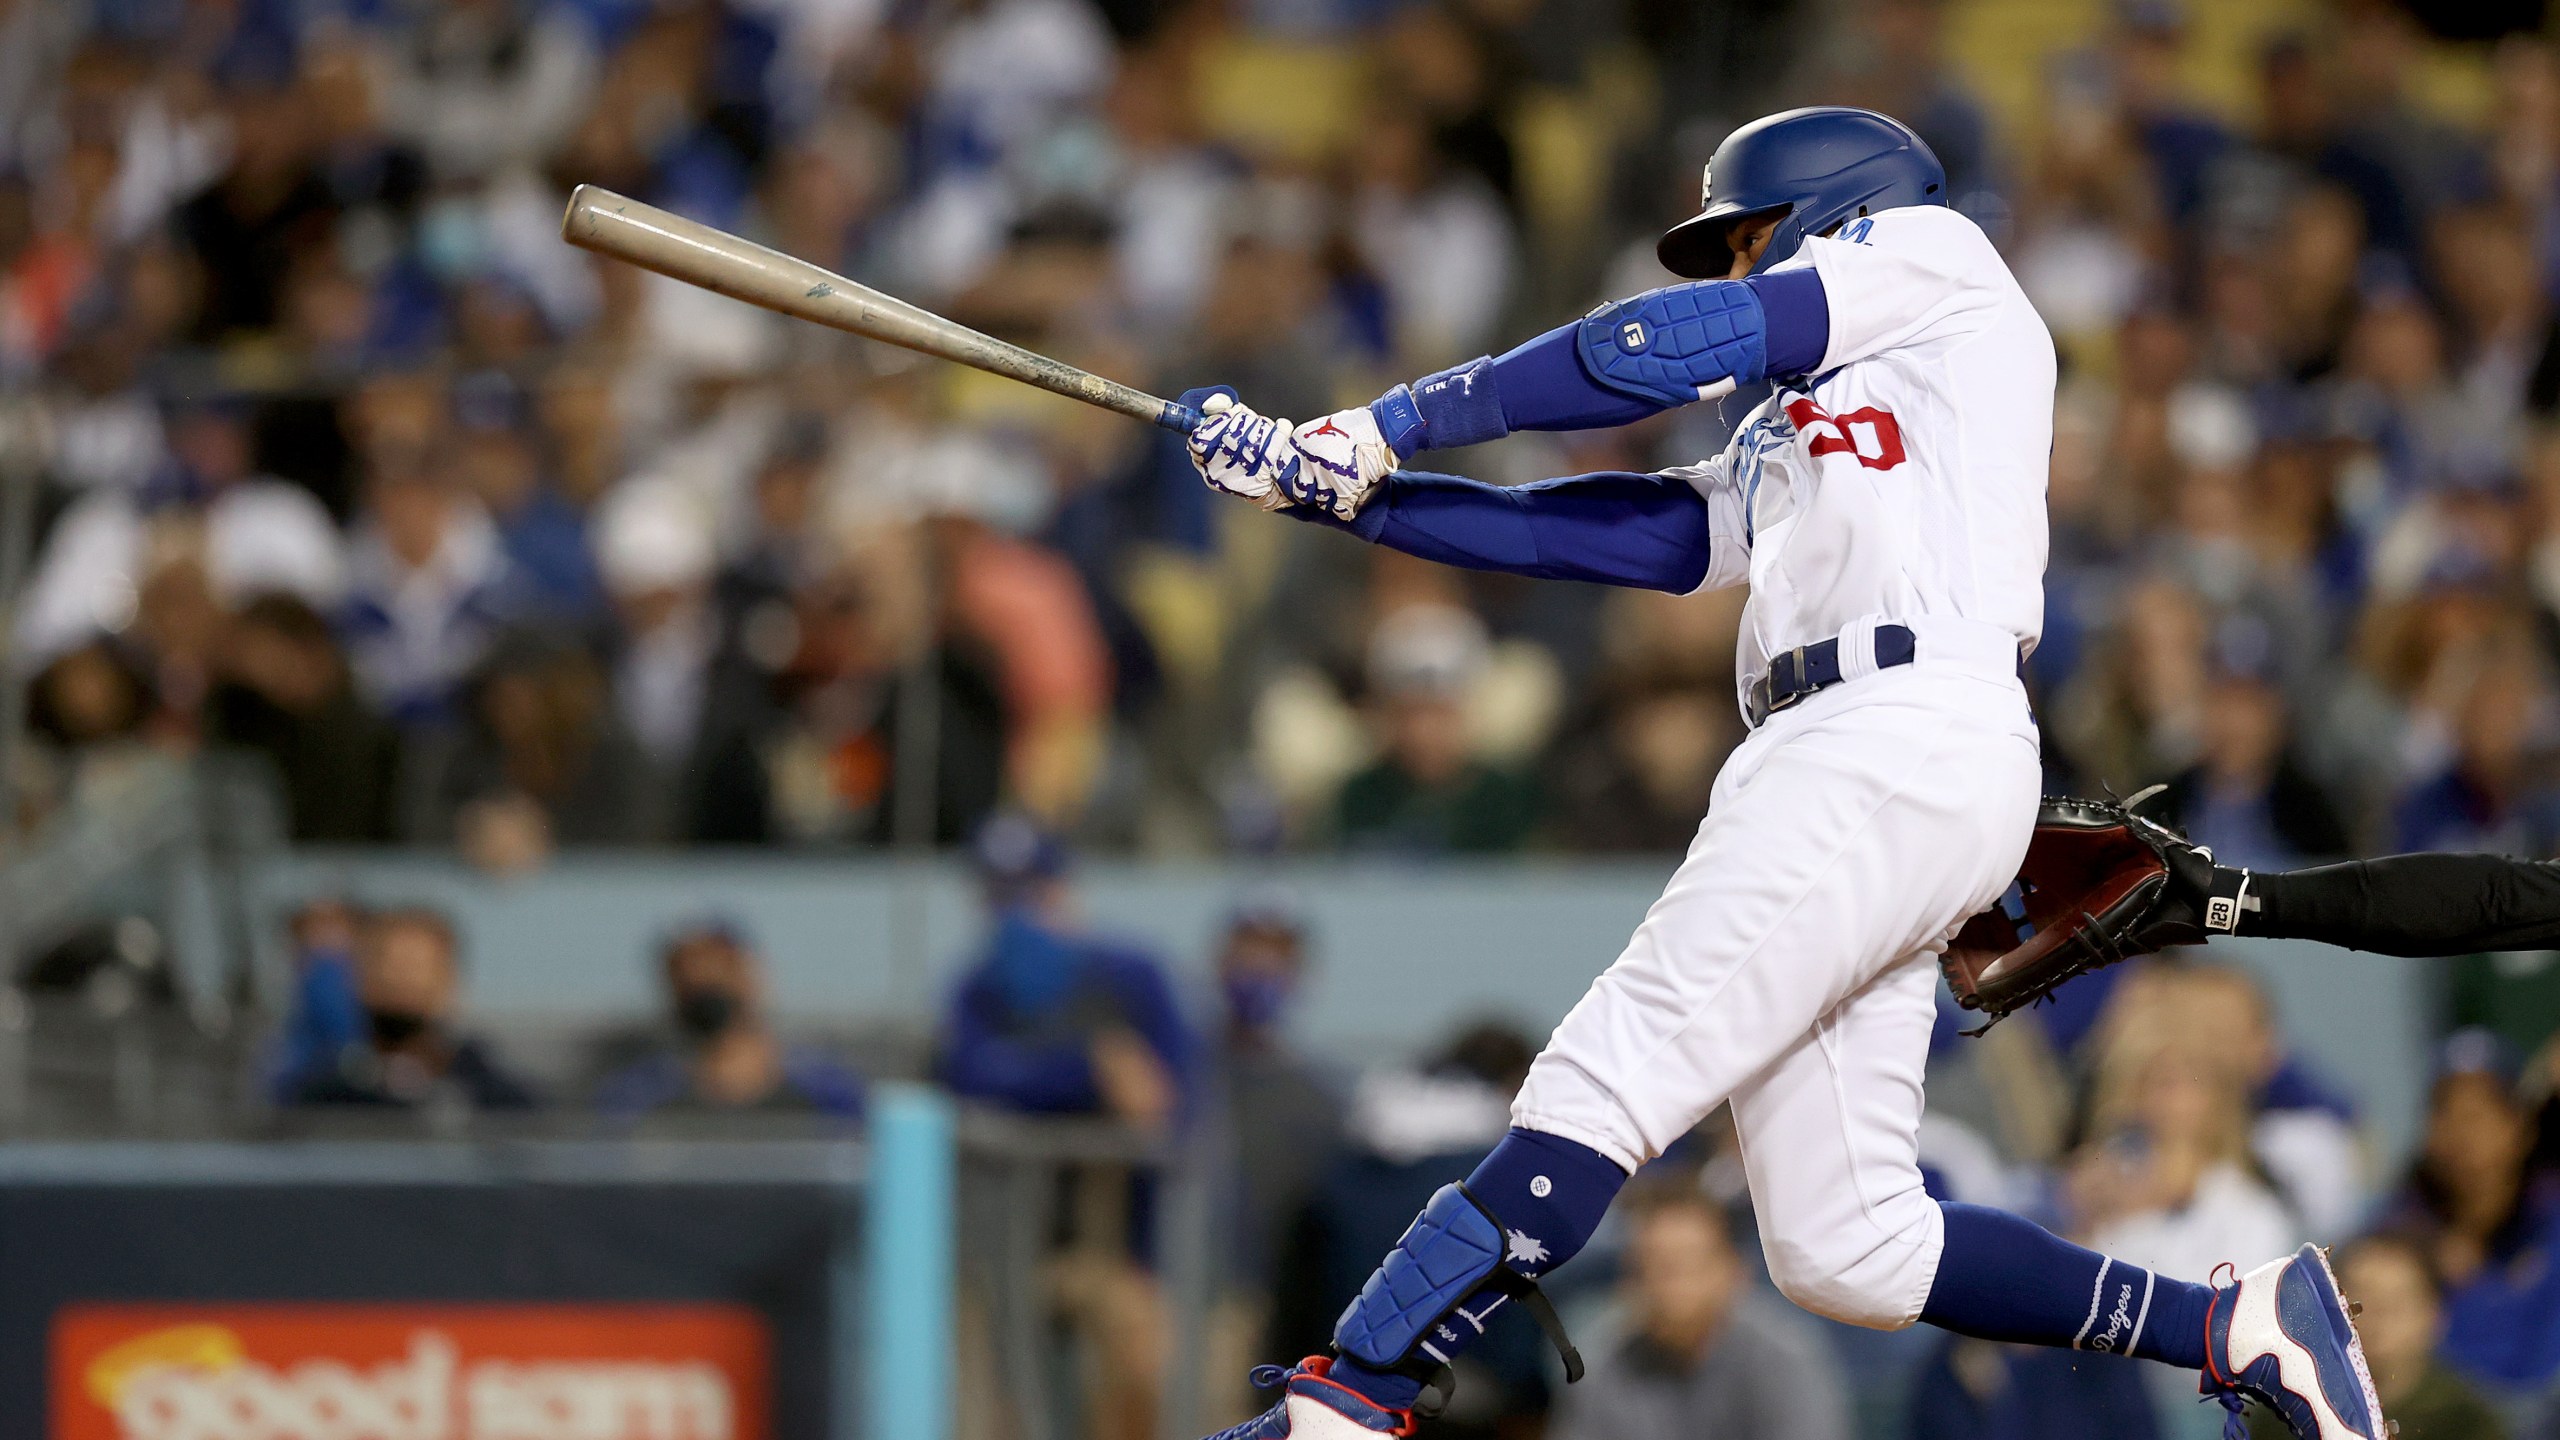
2252 853 2560 955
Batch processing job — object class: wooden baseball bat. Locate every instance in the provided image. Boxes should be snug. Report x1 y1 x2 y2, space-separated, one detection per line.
559 184 1202 433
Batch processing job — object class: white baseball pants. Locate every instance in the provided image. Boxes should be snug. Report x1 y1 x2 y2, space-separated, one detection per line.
1513 635 2040 1330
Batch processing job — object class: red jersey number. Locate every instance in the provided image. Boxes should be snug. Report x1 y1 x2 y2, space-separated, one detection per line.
1783 399 1908 471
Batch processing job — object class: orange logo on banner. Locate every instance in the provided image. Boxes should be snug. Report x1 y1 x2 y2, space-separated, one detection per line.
51 1303 770 1440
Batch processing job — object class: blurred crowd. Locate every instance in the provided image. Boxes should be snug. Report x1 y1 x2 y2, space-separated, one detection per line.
259 809 2560 1440
5 0 2552 867
16 0 2560 1434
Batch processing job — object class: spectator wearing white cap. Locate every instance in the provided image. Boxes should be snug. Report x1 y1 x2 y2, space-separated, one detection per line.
595 475 721 787
600 467 821 845
1327 602 1540 853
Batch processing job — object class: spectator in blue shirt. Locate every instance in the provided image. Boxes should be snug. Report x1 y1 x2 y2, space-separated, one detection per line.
595 916 864 1124
2392 636 2560 857
937 815 1193 1133
452 373 601 622
2377 1030 2560 1404
2154 618 2349 871
267 896 366 1103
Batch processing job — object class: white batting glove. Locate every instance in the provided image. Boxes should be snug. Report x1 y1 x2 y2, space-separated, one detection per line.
1186 394 1300 511
1279 406 1400 520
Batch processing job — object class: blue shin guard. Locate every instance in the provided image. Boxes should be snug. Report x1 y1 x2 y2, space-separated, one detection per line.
1332 1183 1584 1413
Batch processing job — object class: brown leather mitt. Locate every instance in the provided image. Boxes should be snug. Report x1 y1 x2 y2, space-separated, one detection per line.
1942 794 2214 1030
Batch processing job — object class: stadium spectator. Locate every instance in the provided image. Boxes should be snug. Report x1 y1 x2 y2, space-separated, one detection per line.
340 445 527 726
1205 890 1345 1398
208 593 402 843
716 417 830 629
748 527 1010 846
592 476 723 825
2151 618 2352 869
266 896 365 1103
2069 1032 2299 1282
25 639 153 763
2390 633 2560 856
2065 990 2303 1427
933 503 1116 826
453 377 600 620
283 905 537 1111
1332 602 1540 854
426 628 655 862
938 815 1187 1440
594 917 864 1124
2169 965 2370 1241
2377 1030 2560 1405
176 42 335 345
1540 584 1740 852
1549 1183 1851 1440
937 815 1192 1131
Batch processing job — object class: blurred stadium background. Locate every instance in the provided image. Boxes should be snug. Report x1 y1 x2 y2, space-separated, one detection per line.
0 0 2555 1436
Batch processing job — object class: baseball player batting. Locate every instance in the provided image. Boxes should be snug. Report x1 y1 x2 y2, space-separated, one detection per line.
1178 109 2386 1440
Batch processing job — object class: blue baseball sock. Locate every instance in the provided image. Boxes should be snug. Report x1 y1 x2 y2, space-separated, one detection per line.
1922 1202 2211 1368
1330 1128 1629 1408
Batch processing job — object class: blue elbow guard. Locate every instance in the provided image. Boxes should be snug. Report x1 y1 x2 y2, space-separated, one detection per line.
1576 280 1767 408
1333 1183 1584 1409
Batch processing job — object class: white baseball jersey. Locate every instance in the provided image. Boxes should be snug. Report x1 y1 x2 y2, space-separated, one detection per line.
1664 206 2056 712
1511 203 2055 1333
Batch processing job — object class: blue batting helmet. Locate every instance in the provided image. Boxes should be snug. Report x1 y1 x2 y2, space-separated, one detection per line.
1656 107 1947 279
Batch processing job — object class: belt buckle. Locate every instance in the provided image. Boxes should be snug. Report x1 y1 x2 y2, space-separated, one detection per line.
1764 645 1812 716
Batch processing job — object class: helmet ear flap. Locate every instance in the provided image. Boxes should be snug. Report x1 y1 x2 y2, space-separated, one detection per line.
1756 212 1812 271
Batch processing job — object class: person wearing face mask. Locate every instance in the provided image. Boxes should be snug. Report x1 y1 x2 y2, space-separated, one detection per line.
1208 892 1347 1408
939 816 1198 1440
593 918 865 1124
937 815 1195 1132
286 906 537 1112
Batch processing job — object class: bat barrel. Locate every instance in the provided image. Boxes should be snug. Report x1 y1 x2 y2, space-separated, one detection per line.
562 185 1201 435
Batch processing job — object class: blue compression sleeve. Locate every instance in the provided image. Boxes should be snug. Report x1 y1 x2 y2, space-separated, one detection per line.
1383 269 1830 453
1300 468 1714 593
1754 267 1830 375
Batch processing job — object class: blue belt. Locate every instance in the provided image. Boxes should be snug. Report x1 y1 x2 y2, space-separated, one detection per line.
1745 624 1918 727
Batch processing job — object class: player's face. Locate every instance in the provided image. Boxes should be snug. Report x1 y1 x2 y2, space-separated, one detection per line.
1723 212 1786 279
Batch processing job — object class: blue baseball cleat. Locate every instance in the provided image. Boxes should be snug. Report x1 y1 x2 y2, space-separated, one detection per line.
1206 1359 1412 1440
2201 1244 2388 1440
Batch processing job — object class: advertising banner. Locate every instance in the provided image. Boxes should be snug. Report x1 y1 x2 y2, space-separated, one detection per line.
51 1303 770 1440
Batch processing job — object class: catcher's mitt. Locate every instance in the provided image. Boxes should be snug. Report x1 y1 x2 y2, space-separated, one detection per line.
1942 792 2217 1031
